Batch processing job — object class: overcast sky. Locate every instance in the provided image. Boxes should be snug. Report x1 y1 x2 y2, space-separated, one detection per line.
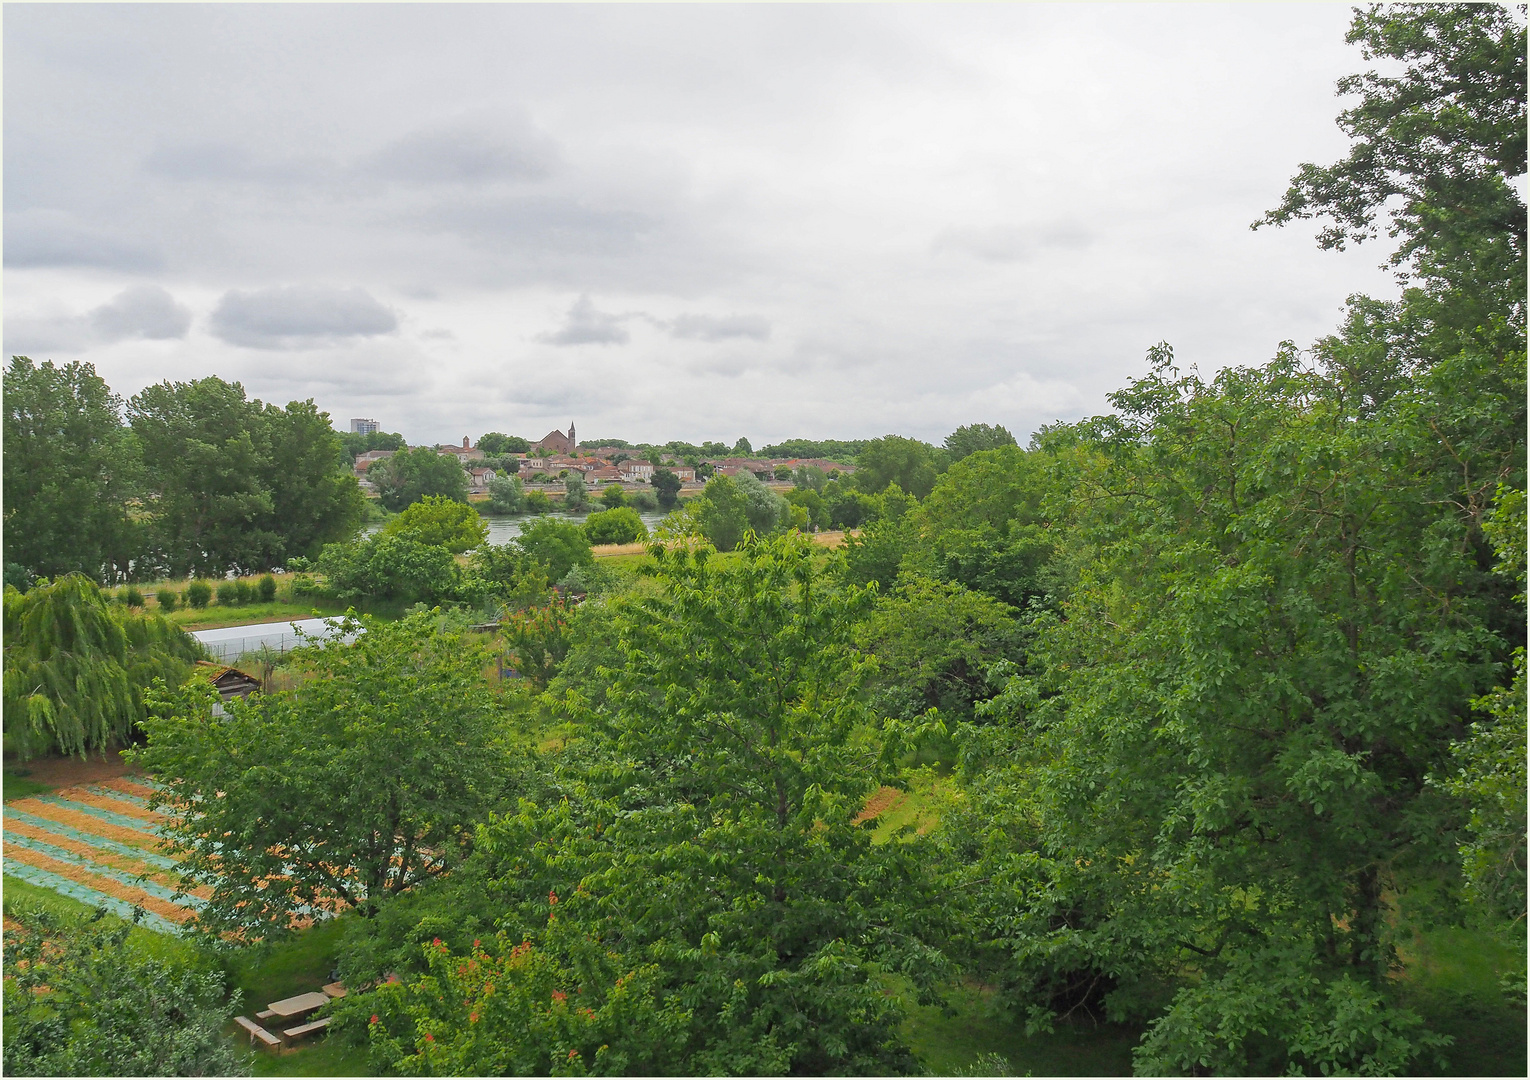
4 2 1401 448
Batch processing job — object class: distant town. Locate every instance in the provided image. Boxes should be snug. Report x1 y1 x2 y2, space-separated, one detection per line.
344 418 858 498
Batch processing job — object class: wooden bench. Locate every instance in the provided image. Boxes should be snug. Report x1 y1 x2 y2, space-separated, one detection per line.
282 1016 332 1040
255 1009 277 1020
235 1016 282 1047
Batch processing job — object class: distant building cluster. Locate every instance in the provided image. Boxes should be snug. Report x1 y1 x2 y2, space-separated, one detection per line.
348 420 854 496
349 418 380 435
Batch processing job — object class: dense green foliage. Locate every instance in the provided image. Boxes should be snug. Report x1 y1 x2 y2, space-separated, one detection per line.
368 445 471 511
128 378 366 577
3 906 248 1077
332 535 940 1075
478 432 532 455
3 574 205 760
582 506 648 545
381 494 490 552
487 474 528 514
112 7 1527 1074
3 358 143 584
758 437 868 462
133 612 513 935
943 422 1018 462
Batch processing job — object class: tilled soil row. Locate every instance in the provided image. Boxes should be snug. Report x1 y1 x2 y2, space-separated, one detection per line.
4 847 196 925
1 821 211 899
7 799 165 852
98 777 159 800
55 787 167 824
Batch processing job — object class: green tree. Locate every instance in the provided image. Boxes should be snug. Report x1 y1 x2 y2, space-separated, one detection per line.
382 494 490 553
959 341 1515 1073
315 534 462 605
337 429 405 462
563 473 588 511
1256 2 1525 358
735 469 789 535
3 574 204 760
515 518 594 582
486 475 527 515
3 357 143 583
263 398 367 561
369 445 471 511
129 377 277 576
855 577 1017 725
3 907 248 1077
651 467 682 510
340 533 936 1075
524 489 553 514
943 422 1018 463
695 473 749 552
477 432 530 455
855 435 939 499
731 435 752 456
582 506 648 545
129 378 362 575
133 611 511 935
599 483 625 509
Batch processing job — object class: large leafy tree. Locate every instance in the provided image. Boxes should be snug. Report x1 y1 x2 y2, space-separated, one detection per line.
855 435 939 499
129 377 280 576
1257 1 1525 357
368 445 470 511
129 377 363 575
943 422 1018 462
3 357 143 583
263 398 367 560
974 345 1512 1073
3 907 248 1077
340 534 943 1074
3 574 204 760
133 611 512 936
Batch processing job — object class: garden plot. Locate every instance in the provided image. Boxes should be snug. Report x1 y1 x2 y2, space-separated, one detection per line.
2 778 202 934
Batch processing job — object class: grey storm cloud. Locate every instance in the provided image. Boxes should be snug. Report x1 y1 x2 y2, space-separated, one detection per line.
3 284 191 356
90 285 192 340
142 142 330 185
209 285 399 349
4 209 164 271
537 295 630 346
361 117 557 184
668 313 772 342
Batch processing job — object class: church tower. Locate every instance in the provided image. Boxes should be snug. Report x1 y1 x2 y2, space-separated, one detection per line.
568 422 576 448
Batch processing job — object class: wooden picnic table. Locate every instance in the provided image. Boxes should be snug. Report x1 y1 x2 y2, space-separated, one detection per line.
263 991 330 1019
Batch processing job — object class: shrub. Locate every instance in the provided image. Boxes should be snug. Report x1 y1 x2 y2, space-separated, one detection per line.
600 484 626 509
257 574 277 603
234 580 253 604
627 488 660 512
186 581 212 609
525 490 553 514
584 507 648 545
216 582 238 606
155 588 179 612
122 586 144 608
516 518 594 582
381 494 490 553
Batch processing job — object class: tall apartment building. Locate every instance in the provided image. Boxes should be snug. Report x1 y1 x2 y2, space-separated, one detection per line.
350 418 381 435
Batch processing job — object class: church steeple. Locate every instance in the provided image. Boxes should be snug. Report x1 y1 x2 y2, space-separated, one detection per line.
568 422 576 448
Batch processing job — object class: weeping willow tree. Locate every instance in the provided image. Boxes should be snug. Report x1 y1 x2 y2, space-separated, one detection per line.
3 574 206 760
